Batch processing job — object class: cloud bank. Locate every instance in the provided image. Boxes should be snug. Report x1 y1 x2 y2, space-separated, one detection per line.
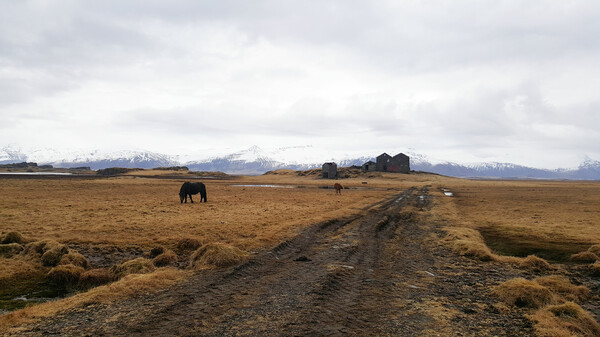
1 1 599 168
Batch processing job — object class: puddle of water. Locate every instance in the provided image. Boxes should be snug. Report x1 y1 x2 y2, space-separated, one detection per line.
0 279 68 313
0 172 72 175
231 184 295 188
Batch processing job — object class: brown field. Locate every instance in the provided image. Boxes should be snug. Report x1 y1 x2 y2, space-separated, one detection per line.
436 179 600 261
1 170 599 335
0 175 397 249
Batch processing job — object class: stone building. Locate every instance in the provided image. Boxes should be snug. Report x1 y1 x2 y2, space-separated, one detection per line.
322 162 337 179
362 161 376 172
376 153 410 173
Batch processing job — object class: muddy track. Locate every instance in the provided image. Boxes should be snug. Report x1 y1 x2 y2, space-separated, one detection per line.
5 187 534 336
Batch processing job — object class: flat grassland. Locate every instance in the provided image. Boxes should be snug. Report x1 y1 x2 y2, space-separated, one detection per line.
1 171 599 334
438 179 600 261
0 176 396 250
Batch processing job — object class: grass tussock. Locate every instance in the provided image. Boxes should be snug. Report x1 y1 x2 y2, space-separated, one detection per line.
22 240 69 266
533 275 590 302
112 257 155 278
587 244 600 256
0 243 23 257
0 268 189 331
1 231 24 244
520 255 552 272
58 251 89 269
78 268 116 289
530 302 600 337
41 244 69 267
443 227 496 261
153 250 178 267
570 251 599 263
189 243 249 270
176 238 202 252
493 278 553 309
589 262 600 276
46 264 85 288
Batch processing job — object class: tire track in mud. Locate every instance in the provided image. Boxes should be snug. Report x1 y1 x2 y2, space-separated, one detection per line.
5 186 534 336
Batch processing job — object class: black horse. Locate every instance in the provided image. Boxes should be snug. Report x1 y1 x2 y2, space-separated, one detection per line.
179 182 207 203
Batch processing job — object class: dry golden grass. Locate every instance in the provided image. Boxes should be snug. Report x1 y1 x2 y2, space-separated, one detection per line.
0 243 23 258
495 275 596 336
570 252 599 263
589 262 600 276
493 278 554 309
112 258 155 278
439 180 600 261
58 251 89 269
189 243 249 269
587 244 600 255
0 232 25 244
78 268 116 289
0 176 397 251
519 255 552 272
0 268 189 330
152 250 178 267
46 264 85 287
533 275 590 302
530 302 600 337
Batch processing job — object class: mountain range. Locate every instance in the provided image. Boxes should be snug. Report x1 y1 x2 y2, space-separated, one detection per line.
1 145 599 180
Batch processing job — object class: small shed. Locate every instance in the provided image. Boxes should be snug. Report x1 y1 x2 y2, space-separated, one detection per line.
322 162 337 179
362 161 376 172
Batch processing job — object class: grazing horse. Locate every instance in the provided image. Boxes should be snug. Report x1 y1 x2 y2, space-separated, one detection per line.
334 183 343 195
179 182 207 203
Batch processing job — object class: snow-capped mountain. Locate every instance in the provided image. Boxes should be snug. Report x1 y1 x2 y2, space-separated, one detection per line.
1 144 599 180
0 146 177 170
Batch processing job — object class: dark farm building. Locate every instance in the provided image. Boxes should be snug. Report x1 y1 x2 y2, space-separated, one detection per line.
362 161 376 172
322 162 338 179
375 153 410 173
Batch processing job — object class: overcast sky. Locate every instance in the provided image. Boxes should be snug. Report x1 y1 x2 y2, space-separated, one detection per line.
1 1 599 168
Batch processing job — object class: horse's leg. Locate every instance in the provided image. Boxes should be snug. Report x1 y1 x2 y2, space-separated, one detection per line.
189 194 194 203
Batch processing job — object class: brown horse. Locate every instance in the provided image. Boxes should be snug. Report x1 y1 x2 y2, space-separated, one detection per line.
334 183 343 195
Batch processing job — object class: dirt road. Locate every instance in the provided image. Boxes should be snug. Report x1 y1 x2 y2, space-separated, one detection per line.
4 187 534 336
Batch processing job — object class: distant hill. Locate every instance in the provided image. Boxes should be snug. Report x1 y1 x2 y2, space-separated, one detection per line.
1 145 599 180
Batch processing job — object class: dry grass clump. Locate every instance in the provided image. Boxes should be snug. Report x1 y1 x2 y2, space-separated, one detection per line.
533 275 590 302
0 268 189 331
41 244 69 267
22 240 69 266
176 238 202 252
530 302 600 337
1 231 24 244
519 255 552 272
47 264 85 288
153 250 178 267
111 258 155 278
443 227 496 261
589 262 600 277
587 244 600 256
59 251 89 269
78 268 117 289
570 251 599 263
493 278 553 309
189 243 249 270
0 243 23 257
